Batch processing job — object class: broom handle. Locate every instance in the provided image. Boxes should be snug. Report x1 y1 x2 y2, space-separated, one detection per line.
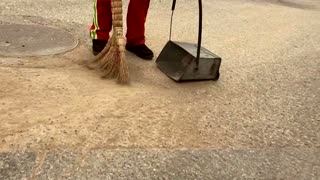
169 0 202 70
111 0 123 29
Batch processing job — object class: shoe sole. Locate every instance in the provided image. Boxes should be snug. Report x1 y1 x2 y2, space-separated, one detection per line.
92 50 100 56
93 48 154 60
125 49 153 60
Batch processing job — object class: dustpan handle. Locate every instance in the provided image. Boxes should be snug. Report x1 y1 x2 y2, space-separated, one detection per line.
170 0 202 69
196 0 202 69
172 0 176 10
169 0 176 41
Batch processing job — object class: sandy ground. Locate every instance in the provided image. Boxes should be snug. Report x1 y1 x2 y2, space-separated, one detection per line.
0 0 319 153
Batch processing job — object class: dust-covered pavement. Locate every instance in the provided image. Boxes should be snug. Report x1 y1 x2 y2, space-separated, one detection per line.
0 0 320 179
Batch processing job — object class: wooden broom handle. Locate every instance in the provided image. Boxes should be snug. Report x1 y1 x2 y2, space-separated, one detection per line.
111 0 123 28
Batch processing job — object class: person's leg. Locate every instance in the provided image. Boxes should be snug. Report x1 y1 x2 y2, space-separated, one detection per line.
126 0 150 45
90 0 112 54
126 0 154 60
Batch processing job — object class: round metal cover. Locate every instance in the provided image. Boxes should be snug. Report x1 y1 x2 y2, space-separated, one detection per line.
0 24 78 57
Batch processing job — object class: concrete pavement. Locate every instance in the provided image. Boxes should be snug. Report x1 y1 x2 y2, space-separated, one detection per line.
0 0 319 179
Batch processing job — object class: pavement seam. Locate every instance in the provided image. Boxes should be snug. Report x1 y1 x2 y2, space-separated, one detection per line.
282 150 320 167
29 150 47 180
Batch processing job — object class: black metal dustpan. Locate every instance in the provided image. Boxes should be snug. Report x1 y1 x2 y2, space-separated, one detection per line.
156 0 221 81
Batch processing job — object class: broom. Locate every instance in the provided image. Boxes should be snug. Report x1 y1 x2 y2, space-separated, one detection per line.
88 0 129 84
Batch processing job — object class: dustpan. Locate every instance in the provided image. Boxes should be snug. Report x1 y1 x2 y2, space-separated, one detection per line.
156 0 221 81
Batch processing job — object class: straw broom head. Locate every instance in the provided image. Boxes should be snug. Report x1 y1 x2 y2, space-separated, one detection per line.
88 0 129 84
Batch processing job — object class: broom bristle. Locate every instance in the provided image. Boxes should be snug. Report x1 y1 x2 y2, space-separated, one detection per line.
87 0 129 84
117 48 129 83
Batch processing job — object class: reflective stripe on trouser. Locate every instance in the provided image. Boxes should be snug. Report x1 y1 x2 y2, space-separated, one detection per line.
89 0 150 45
90 0 112 40
90 0 98 39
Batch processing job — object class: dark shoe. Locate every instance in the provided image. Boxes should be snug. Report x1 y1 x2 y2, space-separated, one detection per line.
125 44 154 60
92 39 108 55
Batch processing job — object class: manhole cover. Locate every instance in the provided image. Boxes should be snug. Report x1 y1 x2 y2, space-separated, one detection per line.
0 24 78 57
